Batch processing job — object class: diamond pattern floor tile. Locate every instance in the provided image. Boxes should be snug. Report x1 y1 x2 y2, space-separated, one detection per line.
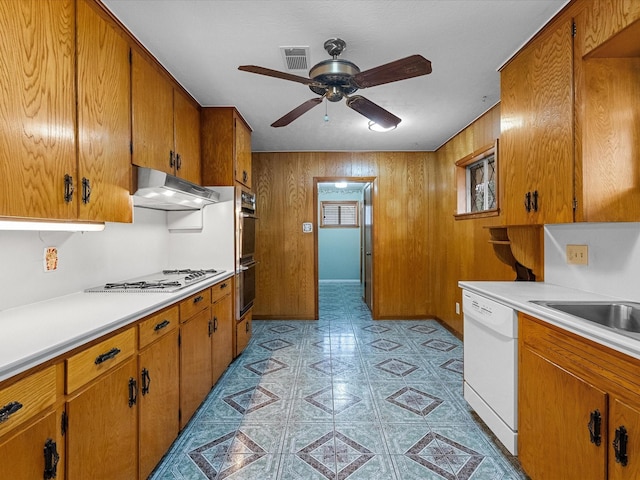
150 282 528 480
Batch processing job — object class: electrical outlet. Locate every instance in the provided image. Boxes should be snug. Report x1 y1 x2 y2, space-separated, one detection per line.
44 247 58 272
455 302 460 315
566 244 588 265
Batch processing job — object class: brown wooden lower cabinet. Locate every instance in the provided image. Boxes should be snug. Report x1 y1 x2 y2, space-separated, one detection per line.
236 309 252 356
211 289 233 385
179 307 213 429
138 329 180 479
0 409 63 480
66 357 138 480
519 313 640 480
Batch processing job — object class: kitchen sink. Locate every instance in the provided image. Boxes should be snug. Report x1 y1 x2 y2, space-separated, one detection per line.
531 300 640 338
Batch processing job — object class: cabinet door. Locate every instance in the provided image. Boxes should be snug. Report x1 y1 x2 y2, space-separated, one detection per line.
139 330 179 479
234 114 252 187
76 0 132 223
519 344 607 480
211 293 233 385
0 410 62 480
500 17 574 224
236 309 252 357
180 308 213 428
66 358 138 480
609 398 640 480
131 50 174 175
0 0 76 220
174 90 201 185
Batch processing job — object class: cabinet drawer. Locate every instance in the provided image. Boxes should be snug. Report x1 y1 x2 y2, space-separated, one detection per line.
179 289 211 322
0 365 57 437
139 305 179 349
66 328 136 393
211 278 232 304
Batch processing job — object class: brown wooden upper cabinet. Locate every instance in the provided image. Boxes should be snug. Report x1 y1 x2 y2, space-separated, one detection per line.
77 0 133 223
0 0 133 224
0 0 77 221
201 107 252 188
499 0 640 225
499 14 575 225
131 50 201 185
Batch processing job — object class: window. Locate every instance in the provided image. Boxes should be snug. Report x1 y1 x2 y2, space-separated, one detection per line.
455 140 499 219
320 201 359 228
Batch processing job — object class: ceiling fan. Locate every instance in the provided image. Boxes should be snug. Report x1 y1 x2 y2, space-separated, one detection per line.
238 38 432 129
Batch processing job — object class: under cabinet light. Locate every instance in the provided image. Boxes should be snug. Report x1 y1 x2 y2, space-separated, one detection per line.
0 220 105 232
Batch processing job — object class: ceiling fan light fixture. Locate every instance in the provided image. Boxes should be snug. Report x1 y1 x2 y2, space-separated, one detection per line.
368 120 397 132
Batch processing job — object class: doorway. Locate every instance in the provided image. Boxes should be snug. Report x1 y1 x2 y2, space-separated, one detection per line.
314 177 375 318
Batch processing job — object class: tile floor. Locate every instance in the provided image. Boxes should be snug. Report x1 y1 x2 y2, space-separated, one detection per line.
151 281 528 479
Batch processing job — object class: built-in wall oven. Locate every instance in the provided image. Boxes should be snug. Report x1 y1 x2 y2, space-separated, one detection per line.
237 188 257 317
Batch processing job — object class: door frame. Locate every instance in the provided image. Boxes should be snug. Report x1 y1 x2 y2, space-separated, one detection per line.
313 176 377 320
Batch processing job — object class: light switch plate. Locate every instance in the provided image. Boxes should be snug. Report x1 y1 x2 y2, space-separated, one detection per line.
566 244 588 265
302 222 313 233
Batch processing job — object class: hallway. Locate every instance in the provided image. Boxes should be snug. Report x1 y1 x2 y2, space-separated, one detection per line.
151 282 526 479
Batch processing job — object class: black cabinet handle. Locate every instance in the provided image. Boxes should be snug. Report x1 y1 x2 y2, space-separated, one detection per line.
94 347 121 365
588 410 602 446
208 319 213 337
169 150 175 169
613 426 628 467
213 316 218 332
154 319 171 331
220 282 228 290
176 153 182 170
64 174 74 203
246 320 250 333
193 295 204 304
532 190 539 212
128 378 137 408
81 177 91 204
243 170 248 183
141 368 151 396
0 401 23 424
524 191 532 212
43 438 60 479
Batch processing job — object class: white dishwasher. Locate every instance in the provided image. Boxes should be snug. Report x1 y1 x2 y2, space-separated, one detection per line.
462 289 518 455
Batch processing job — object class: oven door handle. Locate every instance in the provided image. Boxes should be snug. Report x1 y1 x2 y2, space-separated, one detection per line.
239 261 258 271
241 213 259 220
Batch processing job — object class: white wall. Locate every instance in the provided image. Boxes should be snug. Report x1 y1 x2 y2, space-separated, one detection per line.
0 197 235 312
545 223 640 302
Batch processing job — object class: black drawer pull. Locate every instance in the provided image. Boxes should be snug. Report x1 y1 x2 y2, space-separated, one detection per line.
220 282 228 290
154 319 171 331
44 438 60 479
94 347 121 365
613 425 628 467
0 401 23 423
193 295 204 304
588 409 602 446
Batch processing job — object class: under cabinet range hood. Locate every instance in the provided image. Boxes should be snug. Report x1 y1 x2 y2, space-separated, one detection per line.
133 167 220 211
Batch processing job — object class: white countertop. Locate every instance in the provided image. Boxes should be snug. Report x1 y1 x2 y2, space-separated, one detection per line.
459 281 640 361
0 271 234 383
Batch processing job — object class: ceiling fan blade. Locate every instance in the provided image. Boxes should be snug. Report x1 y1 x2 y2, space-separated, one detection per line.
346 95 401 129
271 98 323 127
351 55 432 88
238 65 318 86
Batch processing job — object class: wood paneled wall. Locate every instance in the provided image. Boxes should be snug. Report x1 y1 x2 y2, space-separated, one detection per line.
252 151 432 320
252 105 514 333
430 105 514 333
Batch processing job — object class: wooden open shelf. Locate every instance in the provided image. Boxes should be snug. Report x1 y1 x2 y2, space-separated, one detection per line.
486 225 544 280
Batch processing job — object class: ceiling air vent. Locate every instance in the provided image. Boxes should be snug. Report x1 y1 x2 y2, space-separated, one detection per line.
280 46 310 71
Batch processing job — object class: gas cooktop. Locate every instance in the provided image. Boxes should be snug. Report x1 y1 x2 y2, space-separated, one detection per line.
85 269 225 293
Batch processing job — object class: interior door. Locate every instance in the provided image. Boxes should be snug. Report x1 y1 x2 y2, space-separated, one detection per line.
363 183 373 311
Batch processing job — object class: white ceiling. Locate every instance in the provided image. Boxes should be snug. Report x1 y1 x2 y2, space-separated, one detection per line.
102 0 569 152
